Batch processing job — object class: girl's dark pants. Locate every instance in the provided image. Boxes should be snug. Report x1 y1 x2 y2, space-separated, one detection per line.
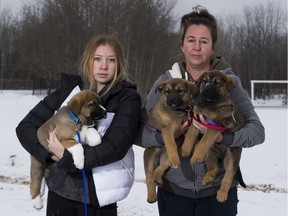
46 190 117 216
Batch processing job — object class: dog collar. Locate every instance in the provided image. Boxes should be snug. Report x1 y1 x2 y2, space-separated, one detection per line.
192 112 228 132
67 108 82 144
68 108 82 133
145 120 160 133
68 109 80 123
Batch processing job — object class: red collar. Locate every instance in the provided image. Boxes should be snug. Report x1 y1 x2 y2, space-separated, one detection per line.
192 112 228 132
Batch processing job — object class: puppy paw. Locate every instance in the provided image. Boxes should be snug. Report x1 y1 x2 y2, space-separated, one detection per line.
216 190 228 203
181 148 191 157
153 174 163 187
169 157 180 168
191 153 205 163
202 174 215 185
85 128 101 146
67 144 84 169
147 195 158 203
181 142 193 157
32 195 43 210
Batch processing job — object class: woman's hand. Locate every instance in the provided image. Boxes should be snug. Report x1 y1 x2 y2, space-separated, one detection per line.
174 121 189 139
47 129 65 160
193 114 223 143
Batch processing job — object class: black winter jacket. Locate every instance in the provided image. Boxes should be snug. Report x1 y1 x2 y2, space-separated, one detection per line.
16 73 142 205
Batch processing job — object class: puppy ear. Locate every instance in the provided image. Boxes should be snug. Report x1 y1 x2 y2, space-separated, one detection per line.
187 82 198 96
67 94 84 115
225 75 236 92
197 73 205 87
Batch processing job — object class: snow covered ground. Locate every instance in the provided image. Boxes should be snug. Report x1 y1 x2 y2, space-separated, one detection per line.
0 90 287 216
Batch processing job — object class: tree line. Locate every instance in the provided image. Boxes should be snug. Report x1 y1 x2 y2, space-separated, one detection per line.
0 0 287 100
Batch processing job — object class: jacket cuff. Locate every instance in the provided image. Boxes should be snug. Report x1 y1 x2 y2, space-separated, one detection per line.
221 132 235 145
155 132 164 145
45 153 55 165
57 149 79 172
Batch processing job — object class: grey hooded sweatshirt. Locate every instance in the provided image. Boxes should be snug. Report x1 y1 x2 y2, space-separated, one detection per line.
139 57 265 198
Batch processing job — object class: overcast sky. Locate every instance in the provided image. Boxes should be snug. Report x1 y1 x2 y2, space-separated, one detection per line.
172 0 286 31
1 0 287 32
1 0 286 18
173 0 286 17
1 0 286 34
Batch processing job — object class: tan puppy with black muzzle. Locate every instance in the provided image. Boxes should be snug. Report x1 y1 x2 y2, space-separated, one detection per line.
181 70 246 202
31 90 107 209
144 78 197 203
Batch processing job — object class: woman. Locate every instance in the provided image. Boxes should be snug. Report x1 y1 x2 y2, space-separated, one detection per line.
139 5 265 216
16 35 142 216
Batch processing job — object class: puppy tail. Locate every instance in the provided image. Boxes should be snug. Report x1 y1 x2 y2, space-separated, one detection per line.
235 167 246 188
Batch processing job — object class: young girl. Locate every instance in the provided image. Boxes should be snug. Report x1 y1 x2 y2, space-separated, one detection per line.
16 35 142 216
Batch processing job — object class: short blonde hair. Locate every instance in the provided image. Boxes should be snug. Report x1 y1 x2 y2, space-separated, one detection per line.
81 34 126 96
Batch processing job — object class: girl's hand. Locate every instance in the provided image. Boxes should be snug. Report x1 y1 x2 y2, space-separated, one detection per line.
47 129 65 160
193 114 223 143
51 155 60 162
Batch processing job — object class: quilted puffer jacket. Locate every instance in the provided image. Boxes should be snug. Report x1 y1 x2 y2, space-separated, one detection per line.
16 73 141 206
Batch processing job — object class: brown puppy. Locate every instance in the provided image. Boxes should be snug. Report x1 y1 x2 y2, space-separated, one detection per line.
31 90 106 209
144 78 197 203
181 70 246 202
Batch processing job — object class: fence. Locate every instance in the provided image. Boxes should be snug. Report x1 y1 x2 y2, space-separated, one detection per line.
250 80 288 107
0 77 57 95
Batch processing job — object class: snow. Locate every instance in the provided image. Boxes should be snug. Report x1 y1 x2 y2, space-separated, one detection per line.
0 90 287 216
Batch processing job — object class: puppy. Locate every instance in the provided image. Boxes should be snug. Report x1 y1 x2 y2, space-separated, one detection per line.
181 70 246 202
31 90 106 209
144 78 197 203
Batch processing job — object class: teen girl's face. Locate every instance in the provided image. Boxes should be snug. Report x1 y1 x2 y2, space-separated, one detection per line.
181 24 213 72
92 44 116 92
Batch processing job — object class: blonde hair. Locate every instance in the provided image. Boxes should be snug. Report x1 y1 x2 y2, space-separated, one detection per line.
80 35 126 96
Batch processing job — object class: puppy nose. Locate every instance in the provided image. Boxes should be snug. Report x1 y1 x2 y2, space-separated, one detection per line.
202 86 219 98
169 97 176 103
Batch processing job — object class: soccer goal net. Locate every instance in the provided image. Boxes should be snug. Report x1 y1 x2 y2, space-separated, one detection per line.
250 80 287 107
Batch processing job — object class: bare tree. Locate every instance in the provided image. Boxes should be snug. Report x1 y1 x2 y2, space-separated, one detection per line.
0 6 19 89
17 0 177 97
218 1 287 94
3 0 286 100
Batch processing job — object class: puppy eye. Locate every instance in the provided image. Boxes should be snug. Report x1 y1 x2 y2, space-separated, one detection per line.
178 89 185 94
164 88 170 94
213 80 222 86
88 102 96 109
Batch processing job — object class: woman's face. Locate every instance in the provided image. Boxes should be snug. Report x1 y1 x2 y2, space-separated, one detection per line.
181 24 213 72
92 44 116 92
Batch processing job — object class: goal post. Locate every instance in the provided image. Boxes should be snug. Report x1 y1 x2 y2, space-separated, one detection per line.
250 80 288 106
